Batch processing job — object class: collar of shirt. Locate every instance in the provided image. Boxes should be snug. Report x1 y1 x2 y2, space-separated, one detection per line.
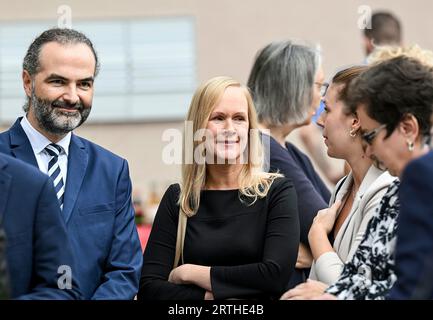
20 115 71 156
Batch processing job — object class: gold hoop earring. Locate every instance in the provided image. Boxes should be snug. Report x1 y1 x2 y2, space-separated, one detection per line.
349 129 357 138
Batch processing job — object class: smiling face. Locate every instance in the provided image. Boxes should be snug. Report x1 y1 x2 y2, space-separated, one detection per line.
205 86 250 164
23 41 96 137
317 83 358 159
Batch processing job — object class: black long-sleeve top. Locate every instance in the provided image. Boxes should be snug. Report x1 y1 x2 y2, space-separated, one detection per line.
138 177 300 300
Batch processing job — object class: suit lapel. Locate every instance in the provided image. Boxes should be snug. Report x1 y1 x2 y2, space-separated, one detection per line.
7 119 89 224
62 134 88 224
0 157 12 224
332 173 353 252
9 118 38 168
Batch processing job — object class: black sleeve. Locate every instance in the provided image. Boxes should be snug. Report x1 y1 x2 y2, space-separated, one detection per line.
138 184 206 300
271 153 328 244
210 178 300 299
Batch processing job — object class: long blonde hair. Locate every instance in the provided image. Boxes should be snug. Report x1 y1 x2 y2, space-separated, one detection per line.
179 76 282 217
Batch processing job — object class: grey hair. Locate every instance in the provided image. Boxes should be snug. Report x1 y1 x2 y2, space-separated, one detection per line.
22 28 100 112
247 40 321 126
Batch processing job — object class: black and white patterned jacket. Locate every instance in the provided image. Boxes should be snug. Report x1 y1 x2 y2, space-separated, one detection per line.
326 180 400 300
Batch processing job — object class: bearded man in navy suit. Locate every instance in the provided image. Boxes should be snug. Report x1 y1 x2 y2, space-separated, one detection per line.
0 28 142 299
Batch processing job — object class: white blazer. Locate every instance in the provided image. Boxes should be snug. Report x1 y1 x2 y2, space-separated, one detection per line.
309 165 396 285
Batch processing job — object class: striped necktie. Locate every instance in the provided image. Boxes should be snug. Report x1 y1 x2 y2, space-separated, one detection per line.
45 143 65 210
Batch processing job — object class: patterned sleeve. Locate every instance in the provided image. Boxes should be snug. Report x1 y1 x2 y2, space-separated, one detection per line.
325 181 400 300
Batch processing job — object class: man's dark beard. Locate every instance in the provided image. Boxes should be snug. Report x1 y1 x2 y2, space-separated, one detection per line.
29 91 91 135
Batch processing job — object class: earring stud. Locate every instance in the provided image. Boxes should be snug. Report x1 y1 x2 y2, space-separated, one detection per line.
407 140 414 152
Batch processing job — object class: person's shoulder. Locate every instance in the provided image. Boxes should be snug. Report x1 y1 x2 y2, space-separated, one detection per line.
162 183 181 203
374 170 398 193
1 153 37 175
158 183 181 220
285 142 314 164
334 174 349 194
400 151 433 193
364 166 397 195
265 134 288 156
265 176 296 209
404 151 433 175
0 128 10 141
269 141 300 170
271 141 315 175
0 127 13 150
0 153 49 185
268 176 295 194
166 183 181 195
73 135 125 164
285 141 304 155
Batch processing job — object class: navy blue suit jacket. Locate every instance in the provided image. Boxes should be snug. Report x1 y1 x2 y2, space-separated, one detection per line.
0 119 143 299
263 134 330 289
388 151 433 299
0 153 80 299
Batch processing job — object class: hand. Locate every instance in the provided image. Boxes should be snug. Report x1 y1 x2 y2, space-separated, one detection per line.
204 291 214 300
168 264 190 284
310 200 342 235
169 264 212 291
296 243 313 269
280 279 328 300
313 293 338 300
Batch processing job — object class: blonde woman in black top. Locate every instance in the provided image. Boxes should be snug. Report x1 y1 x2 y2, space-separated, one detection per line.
138 76 300 300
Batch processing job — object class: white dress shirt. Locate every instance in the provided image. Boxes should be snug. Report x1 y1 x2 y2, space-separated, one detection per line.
20 115 71 184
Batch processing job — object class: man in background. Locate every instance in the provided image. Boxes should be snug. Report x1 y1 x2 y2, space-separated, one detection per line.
299 10 404 185
363 11 402 58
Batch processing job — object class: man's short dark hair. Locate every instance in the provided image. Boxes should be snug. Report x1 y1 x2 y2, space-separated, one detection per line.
346 56 433 139
23 28 100 77
364 11 402 46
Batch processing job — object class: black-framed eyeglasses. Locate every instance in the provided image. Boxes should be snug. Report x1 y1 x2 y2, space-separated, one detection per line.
315 82 329 97
361 124 387 145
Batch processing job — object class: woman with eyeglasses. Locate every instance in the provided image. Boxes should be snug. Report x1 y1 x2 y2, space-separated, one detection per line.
247 41 331 289
323 55 433 300
280 65 396 300
138 76 300 300
296 49 433 300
